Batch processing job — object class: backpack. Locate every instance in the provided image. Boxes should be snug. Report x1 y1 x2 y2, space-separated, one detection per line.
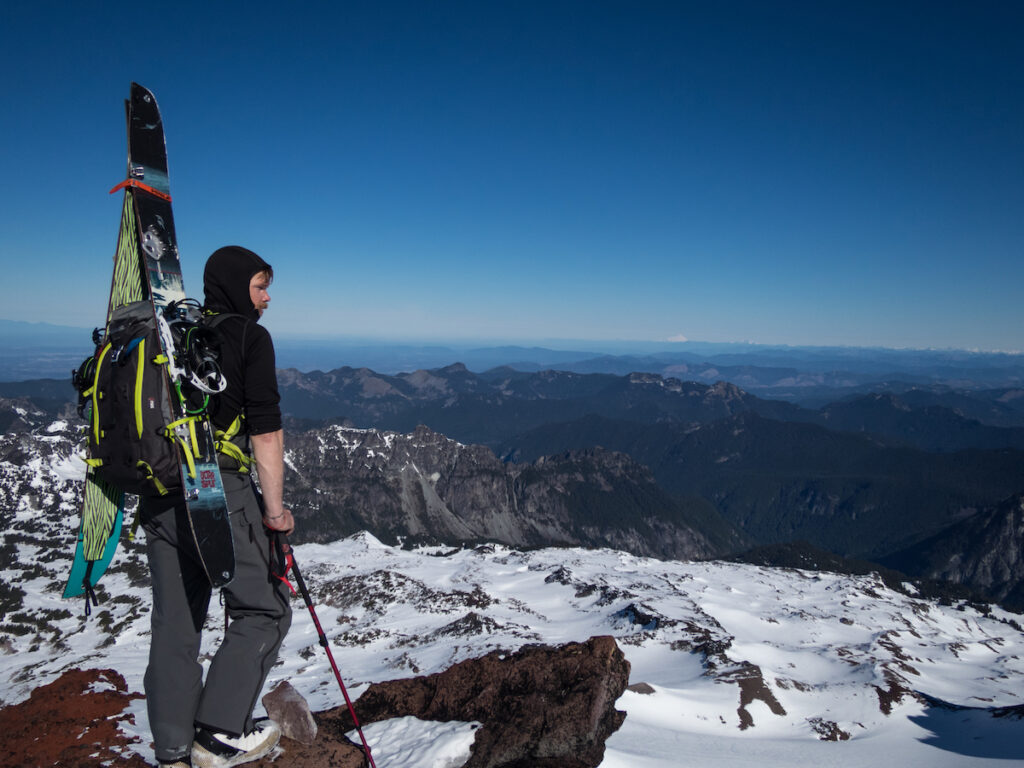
73 299 225 497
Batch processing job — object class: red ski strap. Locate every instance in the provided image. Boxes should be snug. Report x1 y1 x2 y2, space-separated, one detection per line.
109 178 172 202
276 552 297 597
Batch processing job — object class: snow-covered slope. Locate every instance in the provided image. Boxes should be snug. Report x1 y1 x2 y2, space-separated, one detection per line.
2 411 1024 767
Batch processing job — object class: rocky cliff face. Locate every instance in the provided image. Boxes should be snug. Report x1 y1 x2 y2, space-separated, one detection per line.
0 397 721 579
284 424 719 561
882 493 1024 609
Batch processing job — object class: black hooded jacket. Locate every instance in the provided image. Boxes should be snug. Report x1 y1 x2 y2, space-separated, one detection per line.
203 246 281 436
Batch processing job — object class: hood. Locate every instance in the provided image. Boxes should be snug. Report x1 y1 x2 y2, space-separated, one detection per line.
203 246 273 321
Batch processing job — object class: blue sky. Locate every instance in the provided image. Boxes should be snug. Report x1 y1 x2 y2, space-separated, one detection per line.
1 1 1022 351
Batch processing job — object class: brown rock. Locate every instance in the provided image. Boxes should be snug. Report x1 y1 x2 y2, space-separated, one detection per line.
627 682 656 695
322 635 630 768
263 680 318 745
270 728 368 768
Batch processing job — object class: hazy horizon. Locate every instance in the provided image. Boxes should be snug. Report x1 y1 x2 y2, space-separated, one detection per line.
4 314 1024 358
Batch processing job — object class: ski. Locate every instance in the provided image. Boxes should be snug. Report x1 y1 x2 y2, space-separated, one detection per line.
62 474 123 603
63 131 147 602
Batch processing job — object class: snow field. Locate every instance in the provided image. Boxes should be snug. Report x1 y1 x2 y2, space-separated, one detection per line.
3 431 1024 767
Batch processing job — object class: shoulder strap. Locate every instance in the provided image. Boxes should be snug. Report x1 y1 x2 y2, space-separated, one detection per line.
204 312 253 458
204 311 248 329
205 311 251 358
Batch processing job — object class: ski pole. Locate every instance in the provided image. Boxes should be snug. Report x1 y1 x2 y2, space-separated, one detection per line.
273 535 378 768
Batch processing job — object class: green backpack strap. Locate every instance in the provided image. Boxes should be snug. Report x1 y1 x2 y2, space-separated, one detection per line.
215 413 253 472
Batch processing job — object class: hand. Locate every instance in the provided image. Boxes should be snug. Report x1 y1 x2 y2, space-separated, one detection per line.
263 507 295 536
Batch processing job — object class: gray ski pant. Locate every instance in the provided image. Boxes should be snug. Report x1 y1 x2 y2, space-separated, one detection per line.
141 474 292 763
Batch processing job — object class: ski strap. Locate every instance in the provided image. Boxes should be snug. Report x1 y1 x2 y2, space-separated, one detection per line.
109 178 172 202
81 561 99 618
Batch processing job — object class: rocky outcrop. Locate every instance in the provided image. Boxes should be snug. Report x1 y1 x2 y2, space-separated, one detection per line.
321 635 629 768
285 424 719 560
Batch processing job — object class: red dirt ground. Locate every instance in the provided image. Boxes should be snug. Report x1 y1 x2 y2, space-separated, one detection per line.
0 668 367 768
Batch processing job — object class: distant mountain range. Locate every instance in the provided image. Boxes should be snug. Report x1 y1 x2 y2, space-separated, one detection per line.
5 319 1024 400
269 364 1024 450
277 365 1024 605
5 357 1024 610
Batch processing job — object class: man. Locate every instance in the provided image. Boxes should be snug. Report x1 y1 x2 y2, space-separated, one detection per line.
142 245 294 768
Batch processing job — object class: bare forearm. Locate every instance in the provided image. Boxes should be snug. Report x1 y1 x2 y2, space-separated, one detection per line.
251 429 289 527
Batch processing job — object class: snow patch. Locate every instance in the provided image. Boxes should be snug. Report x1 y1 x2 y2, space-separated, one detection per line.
353 717 480 768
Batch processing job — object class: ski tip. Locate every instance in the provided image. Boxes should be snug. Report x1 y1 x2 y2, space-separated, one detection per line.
130 82 158 105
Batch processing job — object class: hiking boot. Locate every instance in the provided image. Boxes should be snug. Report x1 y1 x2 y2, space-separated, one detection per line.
191 719 280 768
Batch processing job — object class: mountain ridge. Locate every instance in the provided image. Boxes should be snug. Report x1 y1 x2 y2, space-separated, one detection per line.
284 422 736 559
6 334 1024 391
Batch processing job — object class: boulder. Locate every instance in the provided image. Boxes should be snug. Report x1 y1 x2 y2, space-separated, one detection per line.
263 680 318 745
321 635 629 768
